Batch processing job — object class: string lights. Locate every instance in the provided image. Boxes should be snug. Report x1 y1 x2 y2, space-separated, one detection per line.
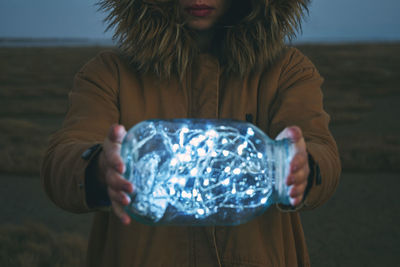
121 119 294 225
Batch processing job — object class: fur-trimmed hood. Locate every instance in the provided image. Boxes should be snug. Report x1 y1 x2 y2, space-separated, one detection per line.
99 0 310 78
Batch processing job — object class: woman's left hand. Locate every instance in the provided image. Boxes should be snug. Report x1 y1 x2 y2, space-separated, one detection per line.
276 126 310 206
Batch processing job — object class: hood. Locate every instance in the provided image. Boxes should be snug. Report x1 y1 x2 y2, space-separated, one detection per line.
99 0 310 78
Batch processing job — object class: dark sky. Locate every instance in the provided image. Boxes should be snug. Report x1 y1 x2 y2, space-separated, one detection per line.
0 0 399 42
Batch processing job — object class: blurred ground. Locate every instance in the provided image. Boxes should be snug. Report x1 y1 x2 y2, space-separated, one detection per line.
0 44 399 266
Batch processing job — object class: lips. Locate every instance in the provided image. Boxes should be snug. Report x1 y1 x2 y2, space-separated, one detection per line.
185 4 215 17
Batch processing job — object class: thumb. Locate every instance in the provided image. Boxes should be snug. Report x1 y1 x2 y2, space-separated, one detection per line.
276 126 302 143
108 124 127 144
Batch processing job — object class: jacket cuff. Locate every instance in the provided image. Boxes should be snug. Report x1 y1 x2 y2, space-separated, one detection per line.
82 144 111 211
304 153 321 198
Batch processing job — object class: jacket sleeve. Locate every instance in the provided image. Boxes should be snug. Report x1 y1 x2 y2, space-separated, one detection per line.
41 52 120 213
268 48 341 210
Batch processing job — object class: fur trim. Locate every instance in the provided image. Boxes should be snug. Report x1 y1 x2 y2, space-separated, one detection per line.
98 0 309 79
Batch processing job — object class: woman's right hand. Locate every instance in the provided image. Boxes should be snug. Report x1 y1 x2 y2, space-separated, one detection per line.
98 124 133 225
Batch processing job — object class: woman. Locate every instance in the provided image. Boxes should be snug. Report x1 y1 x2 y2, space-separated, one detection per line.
41 0 341 266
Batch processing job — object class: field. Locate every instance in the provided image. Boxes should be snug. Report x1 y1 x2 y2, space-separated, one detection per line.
0 44 399 266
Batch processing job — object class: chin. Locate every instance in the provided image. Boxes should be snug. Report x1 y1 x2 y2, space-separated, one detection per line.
188 23 213 31
187 19 215 31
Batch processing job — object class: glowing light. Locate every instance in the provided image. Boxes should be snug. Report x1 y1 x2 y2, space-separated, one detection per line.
190 137 201 146
170 187 176 195
179 178 186 186
224 166 231 173
206 140 214 147
206 130 218 137
170 158 178 166
233 168 241 175
197 148 206 156
237 141 248 155
182 191 192 198
172 144 179 152
247 127 255 136
223 150 229 156
221 178 230 185
203 179 210 186
178 153 191 162
192 189 198 197
246 189 255 195
190 168 198 176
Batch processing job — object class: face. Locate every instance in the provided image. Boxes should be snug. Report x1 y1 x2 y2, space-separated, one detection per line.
179 0 231 31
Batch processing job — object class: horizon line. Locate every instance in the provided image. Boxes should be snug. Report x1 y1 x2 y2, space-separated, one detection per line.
0 36 399 48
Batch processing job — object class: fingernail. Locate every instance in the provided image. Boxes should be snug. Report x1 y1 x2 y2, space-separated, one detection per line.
125 195 131 204
121 194 130 205
121 164 126 174
117 163 125 173
124 216 131 225
124 184 132 193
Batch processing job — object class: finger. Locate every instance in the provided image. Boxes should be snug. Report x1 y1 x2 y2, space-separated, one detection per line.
290 195 304 207
287 152 308 185
276 126 302 142
102 140 125 173
108 150 125 173
289 182 307 206
108 124 127 144
108 188 131 206
289 182 307 199
288 158 309 181
106 169 134 193
103 135 122 154
111 200 131 225
287 126 302 143
286 168 308 186
290 152 308 174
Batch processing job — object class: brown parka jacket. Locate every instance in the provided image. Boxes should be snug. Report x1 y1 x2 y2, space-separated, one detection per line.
41 1 341 266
